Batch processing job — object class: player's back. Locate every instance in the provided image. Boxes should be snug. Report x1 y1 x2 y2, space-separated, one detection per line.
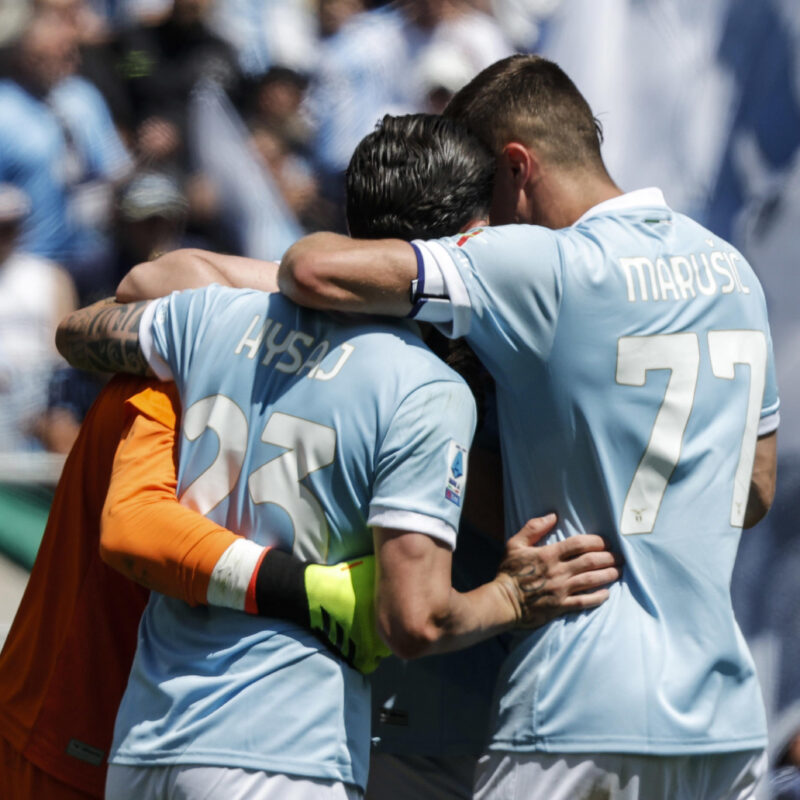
517 203 773 752
112 286 476 790
432 191 778 755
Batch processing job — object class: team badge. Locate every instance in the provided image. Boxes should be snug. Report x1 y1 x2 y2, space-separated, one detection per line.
444 441 468 506
456 228 485 247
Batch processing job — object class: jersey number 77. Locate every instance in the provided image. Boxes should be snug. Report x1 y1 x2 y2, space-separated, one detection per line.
616 330 767 534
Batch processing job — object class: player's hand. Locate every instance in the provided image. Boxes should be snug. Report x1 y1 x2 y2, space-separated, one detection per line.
305 555 392 674
494 514 620 629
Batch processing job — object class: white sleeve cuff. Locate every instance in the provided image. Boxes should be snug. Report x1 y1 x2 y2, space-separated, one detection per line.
758 410 779 437
207 538 266 611
138 299 173 380
410 240 472 338
368 506 457 550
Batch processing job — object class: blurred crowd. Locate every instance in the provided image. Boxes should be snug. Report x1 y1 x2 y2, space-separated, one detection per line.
0 0 536 455
0 0 799 796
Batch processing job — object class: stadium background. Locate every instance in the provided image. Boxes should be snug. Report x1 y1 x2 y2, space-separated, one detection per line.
0 0 798 788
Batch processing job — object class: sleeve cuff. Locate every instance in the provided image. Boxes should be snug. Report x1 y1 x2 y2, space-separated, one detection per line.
138 299 173 381
207 538 267 611
367 506 457 550
409 240 472 338
758 409 779 437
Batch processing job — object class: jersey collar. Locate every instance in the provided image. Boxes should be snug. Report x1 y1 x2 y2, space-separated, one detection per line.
573 187 668 226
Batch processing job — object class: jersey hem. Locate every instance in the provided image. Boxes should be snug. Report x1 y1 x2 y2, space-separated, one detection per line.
487 734 768 756
109 749 364 790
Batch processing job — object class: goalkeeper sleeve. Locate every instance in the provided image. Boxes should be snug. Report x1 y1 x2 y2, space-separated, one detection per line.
208 540 391 674
102 391 390 675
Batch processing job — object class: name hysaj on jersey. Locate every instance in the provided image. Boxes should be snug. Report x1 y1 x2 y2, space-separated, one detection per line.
233 314 354 381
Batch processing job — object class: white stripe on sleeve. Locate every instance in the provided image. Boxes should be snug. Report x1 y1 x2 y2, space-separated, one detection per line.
206 538 266 611
758 410 779 437
367 506 457 550
411 240 472 338
138 299 173 381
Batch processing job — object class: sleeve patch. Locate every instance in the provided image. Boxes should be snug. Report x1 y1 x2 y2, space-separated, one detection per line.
445 441 468 507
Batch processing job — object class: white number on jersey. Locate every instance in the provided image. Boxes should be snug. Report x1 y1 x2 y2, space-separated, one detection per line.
180 395 335 559
616 330 767 534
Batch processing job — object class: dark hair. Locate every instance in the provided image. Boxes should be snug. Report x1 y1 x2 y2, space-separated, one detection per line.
345 113 494 240
444 55 607 174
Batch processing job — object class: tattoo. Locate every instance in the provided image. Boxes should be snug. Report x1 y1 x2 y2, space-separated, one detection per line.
56 298 151 375
497 552 550 626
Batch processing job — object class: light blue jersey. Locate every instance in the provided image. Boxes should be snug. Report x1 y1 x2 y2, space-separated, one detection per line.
412 188 779 755
110 286 476 789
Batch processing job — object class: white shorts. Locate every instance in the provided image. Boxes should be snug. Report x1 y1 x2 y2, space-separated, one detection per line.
105 763 363 800
473 750 767 800
365 752 478 800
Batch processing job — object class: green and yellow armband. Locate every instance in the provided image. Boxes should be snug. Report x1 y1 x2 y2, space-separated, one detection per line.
250 549 391 674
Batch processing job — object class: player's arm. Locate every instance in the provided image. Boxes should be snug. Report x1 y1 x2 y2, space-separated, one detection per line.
374 515 621 659
278 232 416 315
744 430 777 529
102 391 389 673
117 249 280 302
55 298 151 375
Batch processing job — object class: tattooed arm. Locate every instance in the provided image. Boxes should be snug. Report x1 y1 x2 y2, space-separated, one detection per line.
56 298 152 375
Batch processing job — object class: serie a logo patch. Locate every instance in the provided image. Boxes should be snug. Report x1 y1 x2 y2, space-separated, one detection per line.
444 441 468 506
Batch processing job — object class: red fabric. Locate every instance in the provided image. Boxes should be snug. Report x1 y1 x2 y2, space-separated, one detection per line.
0 376 160 796
245 546 272 615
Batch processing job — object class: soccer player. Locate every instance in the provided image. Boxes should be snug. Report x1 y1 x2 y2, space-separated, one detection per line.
56 114 619 800
268 56 780 800
0 376 396 800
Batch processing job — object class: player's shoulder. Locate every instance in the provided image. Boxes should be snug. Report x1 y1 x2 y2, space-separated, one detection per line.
343 318 474 399
440 223 562 272
165 283 275 310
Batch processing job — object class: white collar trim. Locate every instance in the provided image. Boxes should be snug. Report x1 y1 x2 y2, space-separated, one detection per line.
573 187 668 226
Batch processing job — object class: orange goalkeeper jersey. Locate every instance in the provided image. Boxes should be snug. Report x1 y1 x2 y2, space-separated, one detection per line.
0 375 237 797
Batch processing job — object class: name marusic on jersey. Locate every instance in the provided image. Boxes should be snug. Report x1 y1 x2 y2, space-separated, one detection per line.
619 245 751 303
234 314 355 381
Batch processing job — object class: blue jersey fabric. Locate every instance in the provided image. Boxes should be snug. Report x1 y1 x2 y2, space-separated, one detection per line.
110 286 476 789
414 188 779 754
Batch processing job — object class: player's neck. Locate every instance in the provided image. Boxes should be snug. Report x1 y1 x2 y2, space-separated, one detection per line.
532 172 622 230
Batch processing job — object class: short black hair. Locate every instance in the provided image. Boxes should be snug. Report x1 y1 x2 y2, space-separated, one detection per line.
345 113 494 240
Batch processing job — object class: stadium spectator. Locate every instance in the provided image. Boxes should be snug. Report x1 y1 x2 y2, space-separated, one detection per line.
34 0 134 133
114 0 243 251
85 170 189 301
0 10 133 302
36 367 106 454
305 0 513 221
275 54 779 799
317 0 365 39
245 66 313 155
209 0 319 77
0 14 80 264
116 0 241 167
0 184 76 453
772 730 800 800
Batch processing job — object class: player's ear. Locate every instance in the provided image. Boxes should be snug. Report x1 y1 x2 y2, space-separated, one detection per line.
491 142 539 225
501 142 539 188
